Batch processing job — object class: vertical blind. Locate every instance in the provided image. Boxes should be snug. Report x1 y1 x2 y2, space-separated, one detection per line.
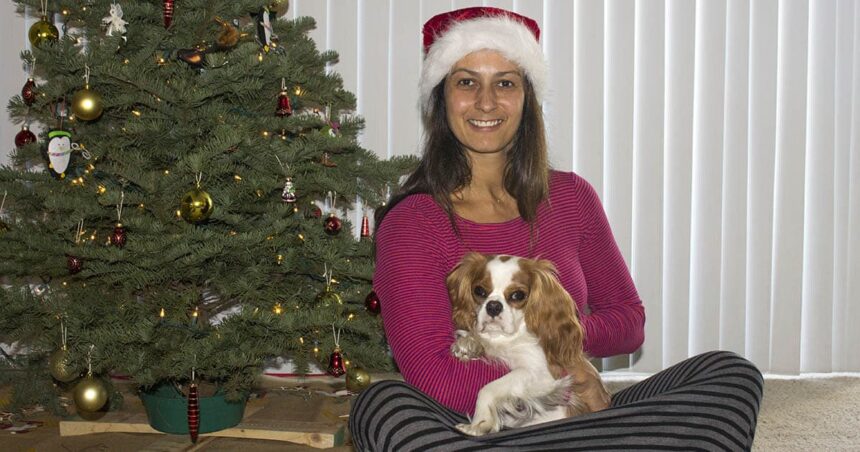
4 0 858 373
285 0 860 374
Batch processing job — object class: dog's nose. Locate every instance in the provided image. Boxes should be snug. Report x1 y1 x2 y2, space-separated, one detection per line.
486 300 503 318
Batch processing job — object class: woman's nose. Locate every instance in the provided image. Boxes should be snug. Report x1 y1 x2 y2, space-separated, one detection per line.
475 85 497 112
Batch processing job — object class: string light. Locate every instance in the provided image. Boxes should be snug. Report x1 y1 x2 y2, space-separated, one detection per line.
273 303 283 315
233 175 242 182
97 185 106 194
163 170 170 175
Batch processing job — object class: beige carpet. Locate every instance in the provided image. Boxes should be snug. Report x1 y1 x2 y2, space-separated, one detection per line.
753 376 860 451
605 375 860 451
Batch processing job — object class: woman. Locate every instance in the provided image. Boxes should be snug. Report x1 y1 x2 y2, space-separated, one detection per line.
350 7 762 451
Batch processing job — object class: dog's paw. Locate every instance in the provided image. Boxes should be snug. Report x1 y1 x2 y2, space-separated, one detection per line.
450 331 483 362
455 421 493 436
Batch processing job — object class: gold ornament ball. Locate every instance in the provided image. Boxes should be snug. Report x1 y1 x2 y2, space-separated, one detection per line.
315 288 342 307
28 17 59 47
180 188 214 223
73 375 109 412
346 367 371 393
49 347 78 382
71 85 104 121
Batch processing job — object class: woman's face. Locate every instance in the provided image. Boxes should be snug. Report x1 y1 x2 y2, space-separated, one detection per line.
445 50 525 156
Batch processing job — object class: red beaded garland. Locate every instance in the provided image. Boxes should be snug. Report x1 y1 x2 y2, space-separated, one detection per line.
163 0 175 28
187 382 199 443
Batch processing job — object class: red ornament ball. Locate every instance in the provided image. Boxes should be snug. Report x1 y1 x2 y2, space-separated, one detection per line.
324 214 342 235
109 223 127 248
15 126 36 147
365 291 381 315
305 204 322 219
67 255 83 274
22 78 37 106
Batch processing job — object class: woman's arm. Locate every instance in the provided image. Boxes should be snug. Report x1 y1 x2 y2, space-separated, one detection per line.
374 197 506 414
574 177 646 357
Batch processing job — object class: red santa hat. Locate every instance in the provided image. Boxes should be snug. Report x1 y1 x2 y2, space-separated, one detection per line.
420 7 548 112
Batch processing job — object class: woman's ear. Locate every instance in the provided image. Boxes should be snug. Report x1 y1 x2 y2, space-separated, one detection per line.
523 259 584 375
446 252 487 330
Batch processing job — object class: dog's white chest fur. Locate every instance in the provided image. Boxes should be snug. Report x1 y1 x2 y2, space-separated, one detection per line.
479 328 570 427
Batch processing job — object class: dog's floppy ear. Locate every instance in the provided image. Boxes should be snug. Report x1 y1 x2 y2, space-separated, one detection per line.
446 252 487 330
523 258 584 376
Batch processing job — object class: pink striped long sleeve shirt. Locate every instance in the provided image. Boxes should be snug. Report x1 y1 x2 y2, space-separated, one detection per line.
374 171 645 414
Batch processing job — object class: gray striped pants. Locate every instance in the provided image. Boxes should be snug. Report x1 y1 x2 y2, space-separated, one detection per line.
349 351 763 451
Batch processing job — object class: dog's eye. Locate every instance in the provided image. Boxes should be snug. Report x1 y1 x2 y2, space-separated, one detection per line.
473 286 487 298
509 290 526 302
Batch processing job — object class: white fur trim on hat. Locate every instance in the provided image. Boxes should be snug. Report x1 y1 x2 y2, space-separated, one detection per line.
419 16 548 112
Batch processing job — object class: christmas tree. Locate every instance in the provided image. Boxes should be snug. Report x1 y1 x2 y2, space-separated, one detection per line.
1 0 413 414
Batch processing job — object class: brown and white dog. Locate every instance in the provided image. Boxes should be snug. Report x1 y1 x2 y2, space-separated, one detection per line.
447 252 610 436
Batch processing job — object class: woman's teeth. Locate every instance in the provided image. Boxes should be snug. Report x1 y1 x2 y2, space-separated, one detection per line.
469 119 502 127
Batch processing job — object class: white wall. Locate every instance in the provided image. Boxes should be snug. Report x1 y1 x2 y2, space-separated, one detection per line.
0 3 30 167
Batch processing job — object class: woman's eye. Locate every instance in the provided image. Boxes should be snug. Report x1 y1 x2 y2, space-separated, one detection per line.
509 290 526 301
473 286 487 298
457 79 475 87
498 80 515 88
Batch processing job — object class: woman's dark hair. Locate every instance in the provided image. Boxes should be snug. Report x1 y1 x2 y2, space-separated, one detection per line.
375 74 549 237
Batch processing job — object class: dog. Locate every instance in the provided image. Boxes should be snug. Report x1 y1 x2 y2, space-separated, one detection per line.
447 252 610 436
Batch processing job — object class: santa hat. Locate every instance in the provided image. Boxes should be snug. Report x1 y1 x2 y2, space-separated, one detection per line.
419 7 548 112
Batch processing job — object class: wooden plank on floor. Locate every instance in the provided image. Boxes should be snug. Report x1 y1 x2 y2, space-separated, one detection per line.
58 402 345 449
